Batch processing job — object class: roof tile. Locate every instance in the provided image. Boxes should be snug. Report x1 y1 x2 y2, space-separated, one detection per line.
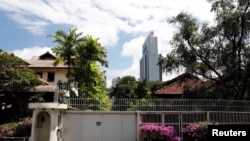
154 72 203 95
26 60 68 68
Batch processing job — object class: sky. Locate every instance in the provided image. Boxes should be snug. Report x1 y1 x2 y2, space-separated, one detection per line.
0 0 215 88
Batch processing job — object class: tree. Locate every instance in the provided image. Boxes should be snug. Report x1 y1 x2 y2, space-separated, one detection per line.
49 27 85 83
158 0 250 100
50 28 110 109
110 76 138 99
147 80 164 96
135 80 163 99
110 76 164 99
135 79 151 99
74 35 108 98
0 49 36 123
73 34 110 110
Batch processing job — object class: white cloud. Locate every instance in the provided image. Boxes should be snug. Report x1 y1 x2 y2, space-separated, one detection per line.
0 0 214 45
0 0 215 88
7 13 48 35
13 46 52 60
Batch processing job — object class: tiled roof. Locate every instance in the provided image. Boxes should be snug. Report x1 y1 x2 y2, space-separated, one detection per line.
24 51 69 68
26 59 68 68
154 78 203 95
32 85 56 92
38 51 56 60
30 77 56 92
37 77 51 85
154 72 203 95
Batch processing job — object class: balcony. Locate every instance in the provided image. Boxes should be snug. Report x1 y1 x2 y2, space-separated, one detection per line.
28 81 70 110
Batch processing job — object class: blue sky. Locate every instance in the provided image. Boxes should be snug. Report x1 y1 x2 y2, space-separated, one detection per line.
0 0 214 87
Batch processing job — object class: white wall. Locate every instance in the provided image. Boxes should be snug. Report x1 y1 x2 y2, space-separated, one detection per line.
33 68 68 85
62 112 138 141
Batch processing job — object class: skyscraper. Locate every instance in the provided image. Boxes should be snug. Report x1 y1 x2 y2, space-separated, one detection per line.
140 31 162 81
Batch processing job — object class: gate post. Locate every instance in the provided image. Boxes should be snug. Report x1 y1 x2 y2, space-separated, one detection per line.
136 111 141 141
179 112 183 138
28 103 67 141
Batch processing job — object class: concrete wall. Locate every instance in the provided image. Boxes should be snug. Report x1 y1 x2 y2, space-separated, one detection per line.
28 103 68 141
62 111 138 141
28 105 250 141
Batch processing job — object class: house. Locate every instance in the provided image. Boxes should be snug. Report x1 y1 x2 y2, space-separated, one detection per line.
26 51 69 101
153 72 204 98
26 51 68 86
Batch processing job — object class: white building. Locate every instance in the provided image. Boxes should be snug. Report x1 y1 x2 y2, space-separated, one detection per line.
111 77 120 87
140 31 162 81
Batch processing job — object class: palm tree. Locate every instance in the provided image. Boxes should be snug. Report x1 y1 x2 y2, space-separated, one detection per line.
49 27 85 83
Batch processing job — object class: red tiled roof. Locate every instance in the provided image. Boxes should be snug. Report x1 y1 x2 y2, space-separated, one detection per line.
155 83 183 95
154 72 203 95
155 78 203 95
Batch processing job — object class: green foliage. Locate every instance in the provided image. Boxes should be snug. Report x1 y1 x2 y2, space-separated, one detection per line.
49 27 85 82
110 76 164 99
135 79 151 99
110 76 138 99
13 117 32 137
50 27 110 108
159 0 250 99
0 49 36 123
127 99 155 111
74 35 108 98
0 117 31 137
0 50 36 91
88 95 112 111
147 80 164 97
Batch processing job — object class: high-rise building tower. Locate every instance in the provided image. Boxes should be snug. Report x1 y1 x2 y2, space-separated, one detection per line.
140 31 162 81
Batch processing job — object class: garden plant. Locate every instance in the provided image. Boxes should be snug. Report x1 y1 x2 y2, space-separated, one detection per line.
140 123 182 141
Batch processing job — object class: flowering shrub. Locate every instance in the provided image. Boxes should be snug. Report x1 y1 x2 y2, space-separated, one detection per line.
0 126 14 137
182 121 212 141
140 123 182 141
0 117 32 137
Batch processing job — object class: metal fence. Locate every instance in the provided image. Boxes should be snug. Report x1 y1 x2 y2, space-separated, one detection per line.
66 98 250 112
138 111 250 136
64 98 250 136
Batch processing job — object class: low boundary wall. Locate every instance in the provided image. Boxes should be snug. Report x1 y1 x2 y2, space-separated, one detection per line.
61 110 250 141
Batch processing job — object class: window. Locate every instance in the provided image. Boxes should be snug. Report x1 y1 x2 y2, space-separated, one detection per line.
47 72 55 82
